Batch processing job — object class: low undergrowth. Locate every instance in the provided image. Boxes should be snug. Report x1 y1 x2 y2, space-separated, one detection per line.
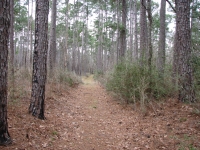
8 68 82 103
8 68 32 103
47 69 82 87
106 62 177 109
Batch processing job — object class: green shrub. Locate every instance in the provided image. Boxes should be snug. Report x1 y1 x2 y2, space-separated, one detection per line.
106 62 176 104
192 55 200 101
94 71 104 80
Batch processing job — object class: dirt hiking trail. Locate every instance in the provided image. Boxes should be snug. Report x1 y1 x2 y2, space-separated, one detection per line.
2 75 200 150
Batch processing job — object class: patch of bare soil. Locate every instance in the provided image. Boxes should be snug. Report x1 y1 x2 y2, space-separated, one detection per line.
1 75 200 150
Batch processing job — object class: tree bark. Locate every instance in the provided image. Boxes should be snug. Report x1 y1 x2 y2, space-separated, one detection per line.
0 0 12 145
119 0 127 60
83 0 89 74
30 0 34 67
81 22 85 75
97 2 103 73
49 0 57 75
134 0 138 62
139 0 148 64
147 0 153 93
29 0 49 119
157 0 166 76
116 0 120 63
71 0 77 72
147 1 153 68
175 0 195 102
64 0 69 70
10 0 15 99
147 1 153 50
130 0 134 61
27 0 30 68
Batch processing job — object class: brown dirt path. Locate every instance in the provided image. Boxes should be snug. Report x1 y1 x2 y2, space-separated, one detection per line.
1 75 200 150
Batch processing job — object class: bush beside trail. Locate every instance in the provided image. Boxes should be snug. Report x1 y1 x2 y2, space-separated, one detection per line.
106 62 176 104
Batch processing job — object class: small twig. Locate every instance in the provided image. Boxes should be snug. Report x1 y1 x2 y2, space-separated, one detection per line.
166 0 176 13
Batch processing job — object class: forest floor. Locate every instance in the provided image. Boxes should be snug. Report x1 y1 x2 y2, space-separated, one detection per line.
1 75 200 150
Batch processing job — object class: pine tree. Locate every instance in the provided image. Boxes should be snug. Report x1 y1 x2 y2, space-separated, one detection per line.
175 0 195 102
0 0 12 145
29 0 49 119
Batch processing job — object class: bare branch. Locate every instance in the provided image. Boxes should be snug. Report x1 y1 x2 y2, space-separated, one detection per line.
166 0 176 13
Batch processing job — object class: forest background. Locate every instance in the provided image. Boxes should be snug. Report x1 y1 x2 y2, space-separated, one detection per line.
12 0 200 103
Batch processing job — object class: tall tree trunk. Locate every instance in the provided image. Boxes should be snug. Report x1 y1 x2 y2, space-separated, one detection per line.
49 0 57 75
147 0 153 69
157 0 166 76
24 30 27 69
84 0 89 73
59 39 65 69
134 0 138 62
27 0 30 68
81 22 85 75
0 0 12 145
172 31 179 86
22 31 25 67
175 0 195 102
64 0 69 70
147 0 153 92
71 0 77 72
29 0 49 119
139 0 148 64
130 0 134 61
116 0 120 63
97 2 103 73
110 29 115 67
72 26 76 72
19 39 23 67
77 45 81 75
10 0 15 99
119 0 127 60
30 0 34 67
103 0 108 71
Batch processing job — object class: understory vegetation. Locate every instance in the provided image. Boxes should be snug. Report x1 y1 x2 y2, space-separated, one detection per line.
48 69 82 87
104 59 200 108
106 62 176 103
192 55 200 100
8 68 81 103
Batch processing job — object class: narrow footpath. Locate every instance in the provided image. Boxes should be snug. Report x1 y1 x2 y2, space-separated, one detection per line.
49 75 200 150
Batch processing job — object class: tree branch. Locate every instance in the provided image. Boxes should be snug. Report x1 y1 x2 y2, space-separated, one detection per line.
141 0 148 11
166 0 176 13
